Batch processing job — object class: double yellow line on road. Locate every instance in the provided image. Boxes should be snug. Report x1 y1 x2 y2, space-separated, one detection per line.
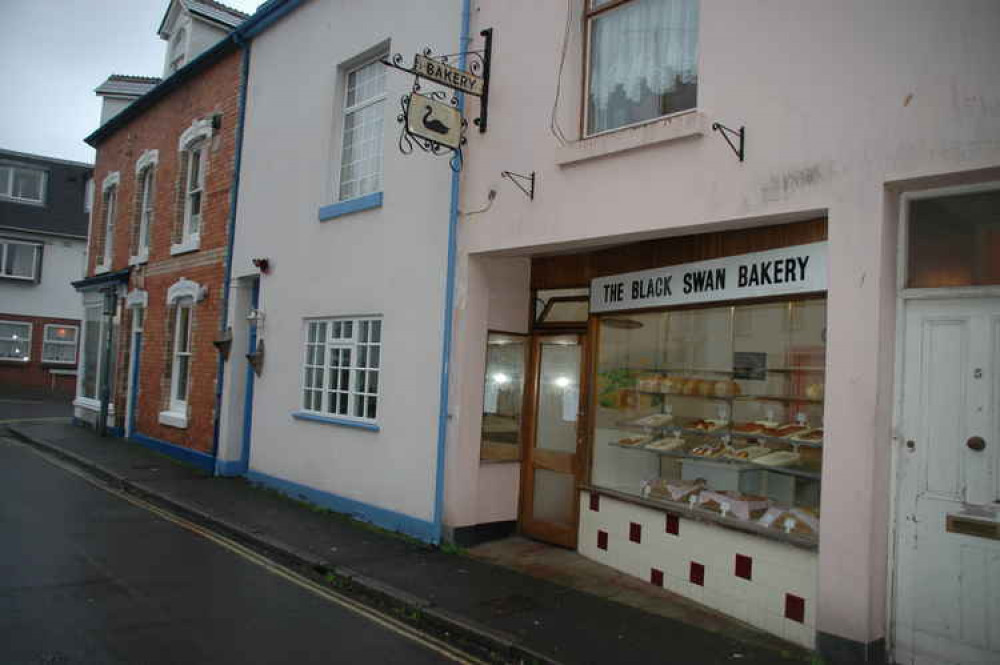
11 438 487 665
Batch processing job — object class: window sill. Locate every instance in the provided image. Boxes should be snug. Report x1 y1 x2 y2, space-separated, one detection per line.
73 397 115 413
0 358 30 363
95 264 110 275
158 410 188 429
0 195 45 207
555 110 707 167
170 236 200 256
292 411 380 432
318 191 383 222
48 368 77 376
0 274 37 282
129 254 149 266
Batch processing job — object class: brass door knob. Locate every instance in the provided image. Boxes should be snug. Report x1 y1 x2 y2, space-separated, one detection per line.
967 436 986 452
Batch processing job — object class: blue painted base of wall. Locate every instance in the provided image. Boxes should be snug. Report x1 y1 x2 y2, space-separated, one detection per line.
130 433 216 474
246 469 439 544
215 458 245 477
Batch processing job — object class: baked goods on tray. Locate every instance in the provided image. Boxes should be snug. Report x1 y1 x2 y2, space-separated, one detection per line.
732 422 765 434
758 506 820 536
690 442 725 458
646 435 686 452
790 428 823 443
754 450 801 467
690 419 727 432
698 490 770 521
631 413 674 428
771 423 811 438
653 479 705 502
615 435 651 447
723 445 771 461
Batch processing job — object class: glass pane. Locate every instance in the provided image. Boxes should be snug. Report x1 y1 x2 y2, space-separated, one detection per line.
189 149 201 190
370 320 381 342
0 166 10 195
82 311 100 398
0 322 30 340
359 320 369 341
587 0 699 134
4 243 36 278
907 189 1000 288
43 343 75 363
532 468 575 527
369 346 379 369
175 356 189 401
343 321 353 338
540 299 589 323
535 336 581 453
47 326 76 343
367 396 376 420
12 168 43 200
368 371 378 394
480 333 527 461
176 307 191 352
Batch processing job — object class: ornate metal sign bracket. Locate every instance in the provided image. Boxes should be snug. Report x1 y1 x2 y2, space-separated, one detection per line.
501 170 535 200
712 122 745 162
381 29 493 171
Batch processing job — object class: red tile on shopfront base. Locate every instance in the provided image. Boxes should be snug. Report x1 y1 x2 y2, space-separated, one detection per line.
735 554 753 580
597 530 608 550
689 561 705 586
629 522 641 543
785 594 805 623
650 568 664 587
666 513 680 535
589 493 600 512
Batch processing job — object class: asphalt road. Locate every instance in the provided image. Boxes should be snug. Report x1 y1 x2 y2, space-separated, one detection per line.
0 436 465 665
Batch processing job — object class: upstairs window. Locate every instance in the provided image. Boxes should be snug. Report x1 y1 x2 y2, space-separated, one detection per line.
169 302 193 413
133 165 155 263
0 321 32 362
585 0 699 136
1 239 41 281
0 164 46 204
100 185 117 268
339 58 386 201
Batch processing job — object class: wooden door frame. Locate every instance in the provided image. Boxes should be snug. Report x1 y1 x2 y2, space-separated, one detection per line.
518 327 591 548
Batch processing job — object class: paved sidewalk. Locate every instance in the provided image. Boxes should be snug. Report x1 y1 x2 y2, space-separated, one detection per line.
5 421 811 665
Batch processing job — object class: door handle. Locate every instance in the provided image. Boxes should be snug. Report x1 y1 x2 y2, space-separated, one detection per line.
966 436 986 452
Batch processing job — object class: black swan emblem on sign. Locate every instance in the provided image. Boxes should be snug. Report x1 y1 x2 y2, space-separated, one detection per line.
422 105 449 135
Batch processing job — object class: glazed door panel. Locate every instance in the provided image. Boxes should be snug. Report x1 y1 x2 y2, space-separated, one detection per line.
893 298 1000 665
521 334 587 548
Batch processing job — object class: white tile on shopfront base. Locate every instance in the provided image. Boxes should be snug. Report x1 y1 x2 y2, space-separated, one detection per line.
783 620 815 649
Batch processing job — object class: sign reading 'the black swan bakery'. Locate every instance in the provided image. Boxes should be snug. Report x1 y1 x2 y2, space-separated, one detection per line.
590 242 828 313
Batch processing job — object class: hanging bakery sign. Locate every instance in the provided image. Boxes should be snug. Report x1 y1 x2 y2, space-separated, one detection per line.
591 242 828 313
381 29 493 172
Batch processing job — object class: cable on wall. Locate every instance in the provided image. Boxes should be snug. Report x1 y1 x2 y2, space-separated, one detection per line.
549 0 574 146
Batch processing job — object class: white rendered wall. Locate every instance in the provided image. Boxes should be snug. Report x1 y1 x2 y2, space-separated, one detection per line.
231 0 463 525
0 230 86 320
446 0 1000 650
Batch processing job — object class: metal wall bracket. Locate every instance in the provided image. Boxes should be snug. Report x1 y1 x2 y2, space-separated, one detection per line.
712 122 745 162
501 171 535 200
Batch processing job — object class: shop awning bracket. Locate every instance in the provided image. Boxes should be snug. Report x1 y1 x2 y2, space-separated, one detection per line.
501 170 535 200
712 122 745 162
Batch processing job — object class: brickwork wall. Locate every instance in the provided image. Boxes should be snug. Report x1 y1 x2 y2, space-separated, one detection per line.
87 48 242 453
0 313 81 396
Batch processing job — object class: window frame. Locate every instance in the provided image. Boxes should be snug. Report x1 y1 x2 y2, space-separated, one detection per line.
337 56 387 203
0 320 32 362
41 324 79 365
100 185 117 269
0 238 42 282
300 316 383 424
168 301 194 414
0 163 47 205
182 141 205 246
134 165 155 264
581 0 700 138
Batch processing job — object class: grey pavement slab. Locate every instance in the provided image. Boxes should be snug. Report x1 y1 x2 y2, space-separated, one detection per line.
5 421 811 665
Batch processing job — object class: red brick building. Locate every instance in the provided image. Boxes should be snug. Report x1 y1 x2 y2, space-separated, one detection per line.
73 2 246 466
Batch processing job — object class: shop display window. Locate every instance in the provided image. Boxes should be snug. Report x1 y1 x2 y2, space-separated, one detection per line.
593 298 826 543
480 332 528 461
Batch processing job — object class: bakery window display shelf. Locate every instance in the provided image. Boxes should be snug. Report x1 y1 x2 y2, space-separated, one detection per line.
613 420 824 449
635 391 824 405
608 439 822 480
581 484 819 550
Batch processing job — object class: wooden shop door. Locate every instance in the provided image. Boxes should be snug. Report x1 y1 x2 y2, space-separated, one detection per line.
520 333 588 548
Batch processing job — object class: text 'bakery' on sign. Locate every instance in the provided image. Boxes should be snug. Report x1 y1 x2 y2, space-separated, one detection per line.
590 242 828 313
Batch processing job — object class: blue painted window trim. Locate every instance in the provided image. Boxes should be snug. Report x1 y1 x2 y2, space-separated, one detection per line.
318 191 383 221
292 411 380 432
247 469 437 543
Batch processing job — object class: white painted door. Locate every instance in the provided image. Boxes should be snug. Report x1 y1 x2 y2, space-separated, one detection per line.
893 298 1000 665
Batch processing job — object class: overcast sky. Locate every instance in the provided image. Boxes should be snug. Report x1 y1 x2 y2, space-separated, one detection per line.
0 0 265 165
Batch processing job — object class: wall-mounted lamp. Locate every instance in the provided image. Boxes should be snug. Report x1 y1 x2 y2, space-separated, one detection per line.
252 257 270 274
247 308 265 324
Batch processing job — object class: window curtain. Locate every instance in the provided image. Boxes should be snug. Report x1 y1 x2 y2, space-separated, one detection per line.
588 0 699 134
